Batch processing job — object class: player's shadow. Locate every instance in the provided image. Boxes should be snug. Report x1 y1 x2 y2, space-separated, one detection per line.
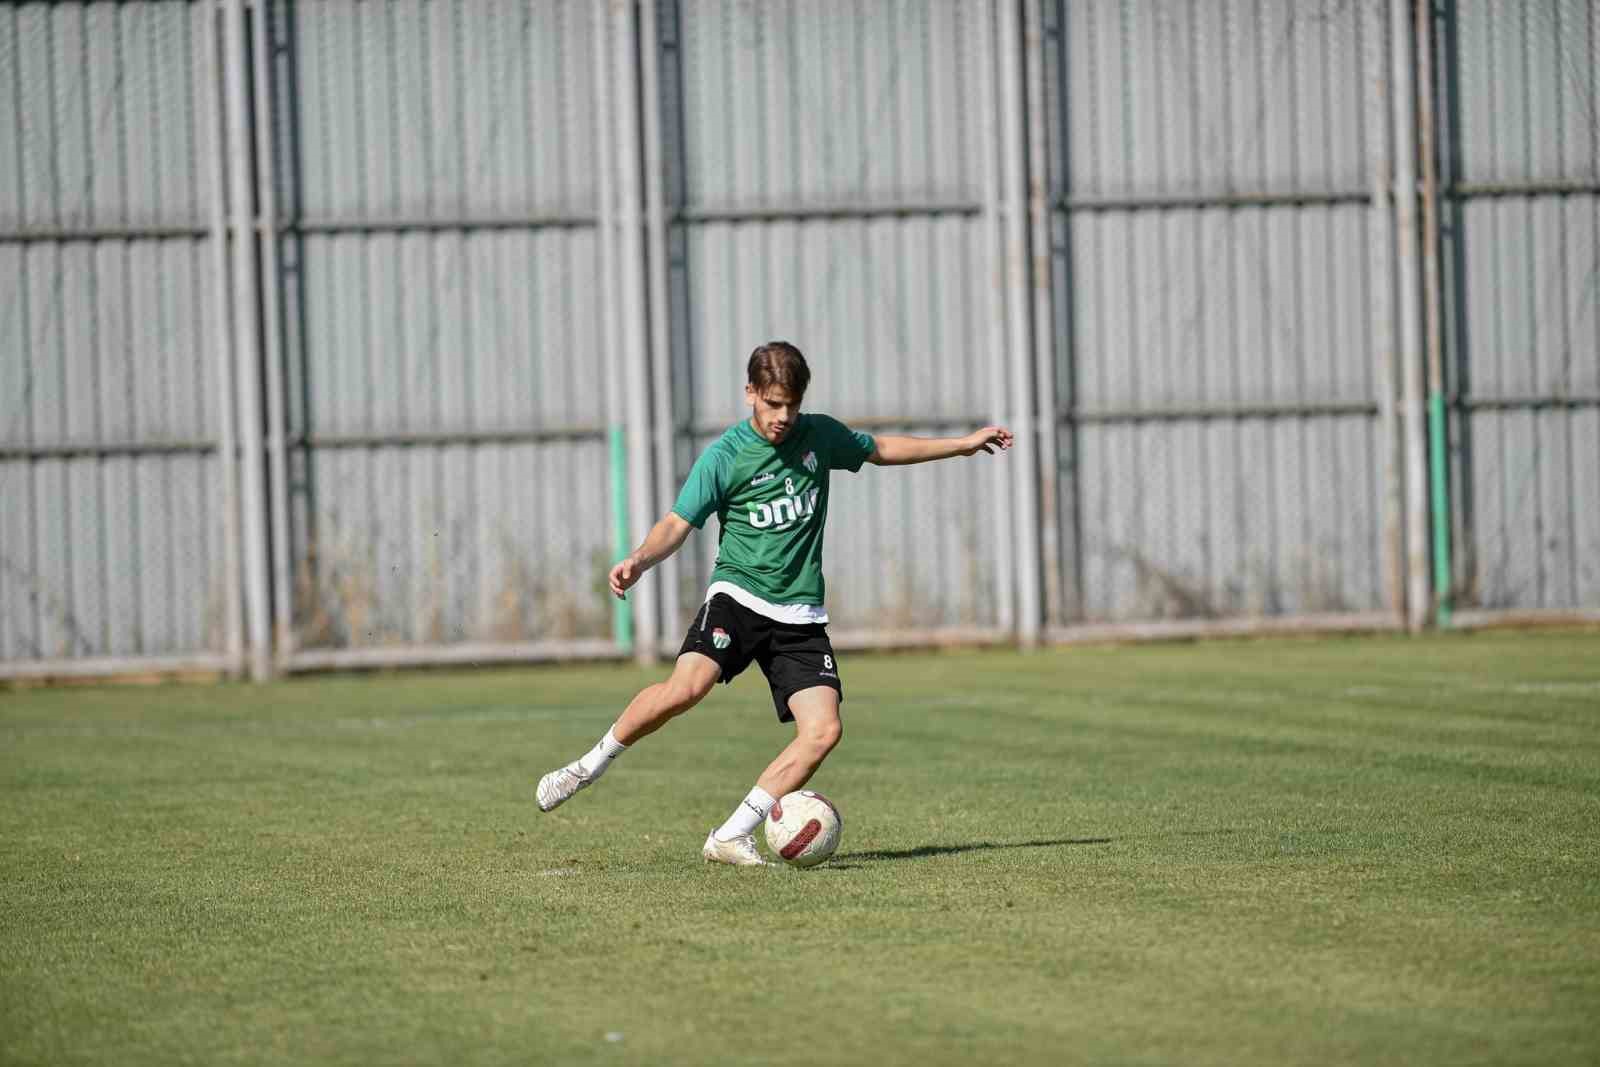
832 837 1112 865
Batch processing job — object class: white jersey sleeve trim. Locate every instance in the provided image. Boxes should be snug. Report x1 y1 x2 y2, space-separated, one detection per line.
705 580 829 626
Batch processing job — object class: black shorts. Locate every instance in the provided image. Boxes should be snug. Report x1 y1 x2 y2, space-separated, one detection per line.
678 593 843 722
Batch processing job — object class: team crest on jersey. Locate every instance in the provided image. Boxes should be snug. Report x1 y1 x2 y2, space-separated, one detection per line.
711 627 731 650
803 451 818 473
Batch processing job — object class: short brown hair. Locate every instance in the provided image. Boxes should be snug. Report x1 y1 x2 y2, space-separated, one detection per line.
747 341 810 399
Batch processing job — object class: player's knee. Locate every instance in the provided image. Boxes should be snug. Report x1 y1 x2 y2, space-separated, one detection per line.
662 677 711 716
803 716 842 754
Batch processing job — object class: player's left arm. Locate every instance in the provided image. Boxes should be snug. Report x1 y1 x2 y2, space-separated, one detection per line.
866 425 1013 466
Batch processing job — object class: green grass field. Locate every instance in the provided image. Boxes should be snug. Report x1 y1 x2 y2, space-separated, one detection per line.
3 630 1599 1065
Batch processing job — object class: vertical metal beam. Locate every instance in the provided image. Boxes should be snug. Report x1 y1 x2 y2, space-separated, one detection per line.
223 0 271 679
998 0 1041 647
1023 0 1061 629
593 0 630 652
205 0 243 676
1366 0 1404 623
639 0 681 650
1416 0 1451 627
976 0 1016 635
614 0 658 664
252 0 292 663
1390 0 1431 632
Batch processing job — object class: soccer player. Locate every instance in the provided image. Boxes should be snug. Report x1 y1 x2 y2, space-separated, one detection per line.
535 342 1013 865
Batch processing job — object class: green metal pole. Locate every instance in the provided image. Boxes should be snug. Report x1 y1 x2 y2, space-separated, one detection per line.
1427 391 1452 626
609 425 633 651
1417 0 1451 629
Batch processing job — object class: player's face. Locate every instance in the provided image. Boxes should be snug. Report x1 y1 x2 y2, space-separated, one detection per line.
746 384 801 444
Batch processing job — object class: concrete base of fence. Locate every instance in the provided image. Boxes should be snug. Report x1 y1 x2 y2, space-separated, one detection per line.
284 640 625 673
12 609 1599 686
0 654 235 685
1448 609 1600 631
1046 612 1403 645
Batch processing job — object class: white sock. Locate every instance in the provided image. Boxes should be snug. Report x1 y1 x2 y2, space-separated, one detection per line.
715 786 776 841
576 727 628 779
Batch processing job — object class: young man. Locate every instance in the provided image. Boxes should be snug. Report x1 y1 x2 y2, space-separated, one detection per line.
536 342 1012 865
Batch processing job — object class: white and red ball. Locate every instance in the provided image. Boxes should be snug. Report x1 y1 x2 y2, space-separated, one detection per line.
764 790 842 868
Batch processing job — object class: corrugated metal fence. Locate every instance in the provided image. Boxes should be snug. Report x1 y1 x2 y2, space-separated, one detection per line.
1 4 237 677
1045 0 1388 630
1442 0 1600 621
2 0 1596 681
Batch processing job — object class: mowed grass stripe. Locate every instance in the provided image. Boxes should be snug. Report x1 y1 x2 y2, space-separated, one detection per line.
2 629 1597 1066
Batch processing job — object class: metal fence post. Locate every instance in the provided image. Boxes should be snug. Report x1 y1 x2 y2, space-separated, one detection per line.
1391 0 1432 632
1415 0 1451 628
614 0 658 664
206 0 244 677
998 0 1042 647
1024 0 1060 629
592 0 630 654
1366 0 1405 624
639 0 681 652
223 0 272 679
251 0 293 665
976 0 1017 636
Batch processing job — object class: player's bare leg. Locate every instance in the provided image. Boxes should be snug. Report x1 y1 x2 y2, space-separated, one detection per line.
537 653 720 812
755 686 843 797
703 686 841 866
612 652 721 744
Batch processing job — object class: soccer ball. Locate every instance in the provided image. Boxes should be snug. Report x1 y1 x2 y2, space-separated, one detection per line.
764 790 842 868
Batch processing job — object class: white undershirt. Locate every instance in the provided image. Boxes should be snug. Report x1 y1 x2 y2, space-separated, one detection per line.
705 580 829 626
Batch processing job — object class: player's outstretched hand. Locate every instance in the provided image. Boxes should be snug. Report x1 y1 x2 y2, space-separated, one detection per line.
608 556 642 599
961 425 1014 456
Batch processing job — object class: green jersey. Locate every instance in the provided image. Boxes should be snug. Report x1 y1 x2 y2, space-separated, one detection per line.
671 413 877 607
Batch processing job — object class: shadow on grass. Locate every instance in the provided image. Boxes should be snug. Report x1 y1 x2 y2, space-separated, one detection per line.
832 837 1112 864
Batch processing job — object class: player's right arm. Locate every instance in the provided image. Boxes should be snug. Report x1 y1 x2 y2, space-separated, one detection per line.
609 513 693 600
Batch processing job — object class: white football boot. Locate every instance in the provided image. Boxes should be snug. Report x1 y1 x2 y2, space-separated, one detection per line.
536 762 593 812
701 831 769 867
